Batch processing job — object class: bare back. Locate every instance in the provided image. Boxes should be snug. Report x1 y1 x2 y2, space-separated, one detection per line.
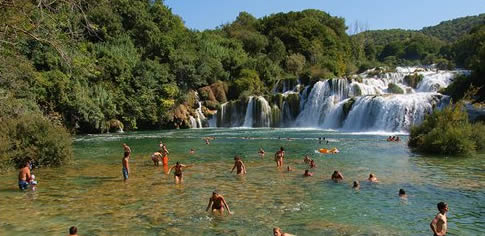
18 167 30 181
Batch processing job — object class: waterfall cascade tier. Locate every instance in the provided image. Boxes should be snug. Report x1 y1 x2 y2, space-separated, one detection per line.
208 67 465 132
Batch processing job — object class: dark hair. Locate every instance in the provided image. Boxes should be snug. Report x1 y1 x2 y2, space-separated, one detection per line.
437 202 447 210
124 152 129 158
399 189 405 195
176 161 180 165
280 146 284 151
69 226 77 234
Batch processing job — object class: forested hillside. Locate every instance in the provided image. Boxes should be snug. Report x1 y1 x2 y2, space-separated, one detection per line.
421 13 485 42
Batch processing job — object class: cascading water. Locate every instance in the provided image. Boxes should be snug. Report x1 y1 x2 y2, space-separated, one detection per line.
189 115 197 129
209 67 465 132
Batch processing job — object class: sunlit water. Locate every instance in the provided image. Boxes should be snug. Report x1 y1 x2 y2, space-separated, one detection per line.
1 129 484 235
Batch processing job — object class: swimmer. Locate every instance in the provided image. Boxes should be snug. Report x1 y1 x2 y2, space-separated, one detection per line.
273 227 295 236
303 155 312 164
122 143 131 156
206 191 232 215
18 160 31 190
258 147 265 157
287 166 293 171
231 155 247 175
161 144 169 166
168 162 191 184
309 159 316 168
122 151 130 181
430 202 448 236
352 181 360 189
151 152 162 166
303 169 313 177
318 137 322 144
399 189 407 199
274 147 285 167
189 148 195 154
331 170 344 182
395 136 401 142
205 138 210 145
69 226 78 236
368 173 378 182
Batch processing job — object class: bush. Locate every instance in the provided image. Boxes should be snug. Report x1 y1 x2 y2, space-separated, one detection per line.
408 102 485 155
388 83 404 94
0 113 73 170
404 73 424 88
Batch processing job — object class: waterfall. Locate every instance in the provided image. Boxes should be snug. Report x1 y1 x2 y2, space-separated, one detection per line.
195 102 205 128
242 97 254 127
211 67 464 132
189 115 197 128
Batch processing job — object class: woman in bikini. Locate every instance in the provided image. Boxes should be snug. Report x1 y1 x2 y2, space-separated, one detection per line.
168 162 191 184
206 191 232 215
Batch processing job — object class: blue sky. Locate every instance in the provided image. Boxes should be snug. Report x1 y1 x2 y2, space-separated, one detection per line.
165 0 485 31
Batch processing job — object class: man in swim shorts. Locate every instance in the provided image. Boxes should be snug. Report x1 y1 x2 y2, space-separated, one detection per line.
231 155 247 175
430 202 448 236
122 152 130 181
18 160 31 190
274 147 285 167
206 191 232 215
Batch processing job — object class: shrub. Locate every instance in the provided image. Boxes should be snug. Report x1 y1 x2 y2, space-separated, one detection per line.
404 73 424 89
388 83 404 94
0 113 73 170
408 102 485 155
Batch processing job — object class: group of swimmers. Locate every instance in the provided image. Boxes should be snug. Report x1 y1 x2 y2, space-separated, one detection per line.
387 136 401 142
18 136 448 236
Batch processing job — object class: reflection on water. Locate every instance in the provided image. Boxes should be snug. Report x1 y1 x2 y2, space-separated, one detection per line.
0 128 484 235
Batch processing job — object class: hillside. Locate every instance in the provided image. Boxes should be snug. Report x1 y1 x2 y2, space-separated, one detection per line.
420 13 485 42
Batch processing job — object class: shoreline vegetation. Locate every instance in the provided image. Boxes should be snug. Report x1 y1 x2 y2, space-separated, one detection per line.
1 1 484 168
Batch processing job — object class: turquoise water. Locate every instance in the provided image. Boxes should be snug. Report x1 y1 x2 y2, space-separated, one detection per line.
0 128 484 235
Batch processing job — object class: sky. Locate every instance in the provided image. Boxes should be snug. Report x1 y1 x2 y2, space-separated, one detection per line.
165 0 485 32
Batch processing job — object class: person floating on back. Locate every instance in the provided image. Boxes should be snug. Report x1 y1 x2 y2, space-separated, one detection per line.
430 202 448 236
18 160 32 190
231 155 247 175
69 226 78 236
331 170 344 182
122 152 130 181
206 191 232 215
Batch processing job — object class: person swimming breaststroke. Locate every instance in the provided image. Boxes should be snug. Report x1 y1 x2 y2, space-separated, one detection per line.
206 191 232 215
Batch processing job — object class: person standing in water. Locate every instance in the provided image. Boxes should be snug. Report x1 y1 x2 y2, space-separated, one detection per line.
122 143 131 156
206 191 232 215
274 147 285 167
168 162 191 184
331 170 344 182
303 169 313 177
18 160 32 190
399 189 407 199
122 152 130 181
430 202 448 236
258 147 265 158
69 226 78 236
161 144 169 166
273 227 295 236
231 155 247 175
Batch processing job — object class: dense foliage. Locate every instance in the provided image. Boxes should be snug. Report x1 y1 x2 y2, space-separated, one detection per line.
421 13 485 42
408 103 485 155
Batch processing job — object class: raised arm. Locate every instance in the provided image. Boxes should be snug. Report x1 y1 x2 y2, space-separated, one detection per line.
206 198 213 211
222 197 232 214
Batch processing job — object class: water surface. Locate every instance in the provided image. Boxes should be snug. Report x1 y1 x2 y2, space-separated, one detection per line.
0 128 483 235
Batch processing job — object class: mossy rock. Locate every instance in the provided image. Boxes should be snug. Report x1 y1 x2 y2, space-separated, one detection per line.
210 81 228 103
198 86 216 102
342 98 356 119
404 73 424 89
204 100 220 110
388 83 404 94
